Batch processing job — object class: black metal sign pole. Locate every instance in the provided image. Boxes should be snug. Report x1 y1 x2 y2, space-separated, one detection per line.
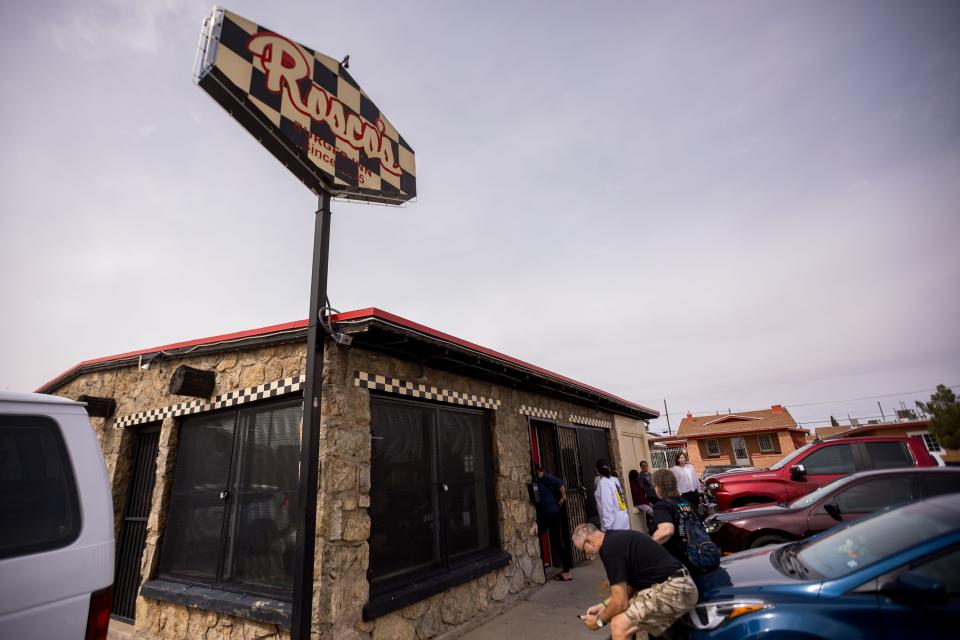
292 190 332 640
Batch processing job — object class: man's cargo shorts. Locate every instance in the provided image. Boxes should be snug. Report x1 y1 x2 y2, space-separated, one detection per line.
624 568 698 635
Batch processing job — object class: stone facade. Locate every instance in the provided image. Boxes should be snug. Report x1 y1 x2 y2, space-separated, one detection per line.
51 337 622 640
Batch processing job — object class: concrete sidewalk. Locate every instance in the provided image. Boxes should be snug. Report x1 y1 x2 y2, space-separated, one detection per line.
461 560 609 640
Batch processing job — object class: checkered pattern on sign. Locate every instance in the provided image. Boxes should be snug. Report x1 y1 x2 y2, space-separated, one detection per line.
205 10 416 204
354 371 500 410
519 405 559 420
114 375 304 428
569 415 612 429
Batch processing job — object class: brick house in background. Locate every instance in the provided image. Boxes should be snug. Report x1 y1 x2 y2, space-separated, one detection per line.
677 405 808 474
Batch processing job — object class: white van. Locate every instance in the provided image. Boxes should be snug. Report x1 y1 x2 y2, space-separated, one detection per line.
0 391 114 640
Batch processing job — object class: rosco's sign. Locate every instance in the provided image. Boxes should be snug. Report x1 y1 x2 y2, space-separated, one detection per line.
194 8 416 204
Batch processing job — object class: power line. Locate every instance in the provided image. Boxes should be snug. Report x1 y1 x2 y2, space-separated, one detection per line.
652 384 958 417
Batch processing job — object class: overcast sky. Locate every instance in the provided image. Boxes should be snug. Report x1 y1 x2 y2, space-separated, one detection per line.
1 0 958 433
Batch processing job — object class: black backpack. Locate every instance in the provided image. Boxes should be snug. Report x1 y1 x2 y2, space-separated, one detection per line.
672 498 721 572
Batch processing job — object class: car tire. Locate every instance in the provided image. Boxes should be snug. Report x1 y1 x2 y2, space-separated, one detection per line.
750 534 790 548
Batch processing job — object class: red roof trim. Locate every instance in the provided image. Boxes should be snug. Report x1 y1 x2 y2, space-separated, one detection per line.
37 308 658 416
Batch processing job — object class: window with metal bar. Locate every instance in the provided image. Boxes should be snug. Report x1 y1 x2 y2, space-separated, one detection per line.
367 395 498 595
158 398 302 599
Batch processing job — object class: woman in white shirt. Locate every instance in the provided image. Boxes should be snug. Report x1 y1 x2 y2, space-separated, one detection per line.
593 458 630 531
671 452 702 507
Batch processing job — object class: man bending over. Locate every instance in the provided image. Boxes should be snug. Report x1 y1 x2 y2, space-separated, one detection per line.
572 522 698 640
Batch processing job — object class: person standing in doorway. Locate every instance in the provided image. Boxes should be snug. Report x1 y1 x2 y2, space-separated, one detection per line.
533 464 573 581
671 452 702 507
594 459 630 531
639 460 658 503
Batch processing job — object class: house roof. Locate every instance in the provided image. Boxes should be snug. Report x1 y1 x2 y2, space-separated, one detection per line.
814 425 852 440
829 419 929 439
37 307 659 420
677 406 803 438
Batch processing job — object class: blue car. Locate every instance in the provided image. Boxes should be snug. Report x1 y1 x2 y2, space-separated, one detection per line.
687 492 960 639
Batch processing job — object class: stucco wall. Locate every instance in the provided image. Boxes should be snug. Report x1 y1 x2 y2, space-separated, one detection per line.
53 338 622 640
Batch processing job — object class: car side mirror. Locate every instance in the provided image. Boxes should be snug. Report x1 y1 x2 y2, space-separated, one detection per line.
882 571 947 606
824 502 842 521
790 464 807 480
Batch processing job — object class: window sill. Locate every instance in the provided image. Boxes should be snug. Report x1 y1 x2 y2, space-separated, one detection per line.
363 549 511 621
140 579 290 627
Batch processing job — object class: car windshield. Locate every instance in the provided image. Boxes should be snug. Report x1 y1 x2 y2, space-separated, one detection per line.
789 475 858 509
796 501 959 579
768 443 814 471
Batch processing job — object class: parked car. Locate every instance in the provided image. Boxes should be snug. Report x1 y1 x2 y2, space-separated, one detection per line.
706 467 960 552
704 436 937 512
703 465 757 480
687 492 960 639
0 392 114 640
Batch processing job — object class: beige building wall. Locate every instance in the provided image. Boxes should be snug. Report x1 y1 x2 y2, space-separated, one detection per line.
612 415 652 533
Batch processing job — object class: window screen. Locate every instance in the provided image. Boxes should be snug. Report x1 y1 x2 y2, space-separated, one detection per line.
757 434 778 453
705 439 720 457
0 415 81 559
802 444 856 475
159 399 302 599
368 396 496 592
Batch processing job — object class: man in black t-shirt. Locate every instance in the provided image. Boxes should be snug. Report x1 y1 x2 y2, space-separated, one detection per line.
572 523 698 640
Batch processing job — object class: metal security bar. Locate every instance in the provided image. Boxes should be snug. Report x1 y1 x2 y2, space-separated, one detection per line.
112 425 161 622
556 426 588 565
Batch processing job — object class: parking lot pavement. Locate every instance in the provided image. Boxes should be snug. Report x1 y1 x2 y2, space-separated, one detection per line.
461 560 609 640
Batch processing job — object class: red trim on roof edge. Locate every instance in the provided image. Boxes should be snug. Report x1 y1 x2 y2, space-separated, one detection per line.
37 308 658 417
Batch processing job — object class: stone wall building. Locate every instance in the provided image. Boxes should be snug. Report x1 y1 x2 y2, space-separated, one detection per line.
39 308 658 640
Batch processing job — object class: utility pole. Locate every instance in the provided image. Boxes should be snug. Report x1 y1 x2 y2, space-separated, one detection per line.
877 402 886 422
663 399 672 435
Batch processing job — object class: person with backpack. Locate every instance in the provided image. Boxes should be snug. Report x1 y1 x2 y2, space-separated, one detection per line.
650 468 721 578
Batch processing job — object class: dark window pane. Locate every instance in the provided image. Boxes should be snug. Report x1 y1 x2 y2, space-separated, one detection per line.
0 416 81 559
222 401 302 595
445 480 492 559
913 547 960 597
835 477 913 513
171 413 235 493
919 474 960 498
864 442 912 470
369 399 439 584
160 492 225 582
160 412 235 583
803 444 856 475
438 410 487 484
369 486 439 583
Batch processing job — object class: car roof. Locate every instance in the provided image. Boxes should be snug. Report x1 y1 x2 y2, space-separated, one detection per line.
0 390 83 406
842 467 960 481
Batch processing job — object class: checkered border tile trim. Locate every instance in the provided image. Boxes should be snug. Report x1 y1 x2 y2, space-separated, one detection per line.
114 375 305 428
354 371 500 410
519 405 559 420
570 415 612 429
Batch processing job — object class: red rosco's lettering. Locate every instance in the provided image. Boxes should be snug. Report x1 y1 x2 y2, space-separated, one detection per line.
247 32 402 177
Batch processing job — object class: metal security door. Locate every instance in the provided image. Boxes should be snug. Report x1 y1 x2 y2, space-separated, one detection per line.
556 426 589 564
574 426 611 527
731 437 751 466
112 425 160 622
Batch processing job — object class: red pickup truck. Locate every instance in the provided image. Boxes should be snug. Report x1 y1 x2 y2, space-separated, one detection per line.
704 436 938 512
